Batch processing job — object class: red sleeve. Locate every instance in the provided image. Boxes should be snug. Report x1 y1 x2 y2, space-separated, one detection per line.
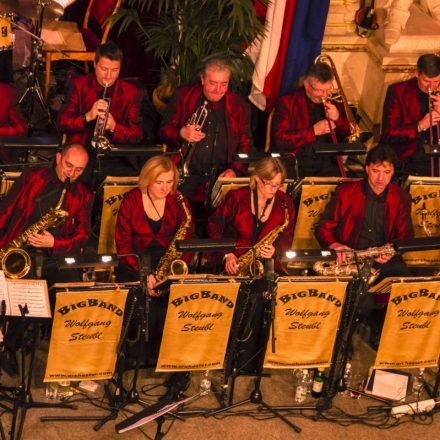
58 80 86 134
381 85 418 143
231 99 252 176
390 189 414 241
52 189 94 255
272 95 316 154
111 86 143 144
159 90 185 151
0 87 27 136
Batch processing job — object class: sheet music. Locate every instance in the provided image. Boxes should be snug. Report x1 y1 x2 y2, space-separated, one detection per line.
6 279 51 318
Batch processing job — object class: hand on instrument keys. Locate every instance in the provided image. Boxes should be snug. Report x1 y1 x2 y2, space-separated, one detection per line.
180 124 206 143
329 242 352 264
105 113 116 132
88 99 109 121
260 243 275 259
224 253 239 275
419 110 440 131
147 274 161 297
375 243 393 264
324 100 340 122
430 93 440 113
314 119 336 136
28 231 55 248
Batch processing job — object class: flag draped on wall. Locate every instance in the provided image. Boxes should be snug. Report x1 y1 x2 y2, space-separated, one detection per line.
249 0 331 112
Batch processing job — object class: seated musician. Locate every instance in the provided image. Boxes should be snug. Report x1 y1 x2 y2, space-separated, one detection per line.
315 144 414 347
0 143 92 284
207 157 295 372
272 61 350 179
114 155 194 388
159 55 252 205
381 53 440 176
58 42 143 184
0 82 27 162
115 155 195 290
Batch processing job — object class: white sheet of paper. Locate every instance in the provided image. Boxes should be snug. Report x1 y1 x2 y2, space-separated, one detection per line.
372 370 409 401
6 279 51 318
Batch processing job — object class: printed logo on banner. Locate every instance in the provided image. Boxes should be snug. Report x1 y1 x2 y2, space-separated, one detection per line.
264 281 347 369
156 283 239 372
374 281 440 369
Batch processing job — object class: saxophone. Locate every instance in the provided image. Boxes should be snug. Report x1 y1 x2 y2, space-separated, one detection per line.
234 204 290 278
313 244 396 279
154 192 192 281
0 185 70 279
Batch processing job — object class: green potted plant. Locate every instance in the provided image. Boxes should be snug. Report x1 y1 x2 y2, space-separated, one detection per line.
113 0 266 112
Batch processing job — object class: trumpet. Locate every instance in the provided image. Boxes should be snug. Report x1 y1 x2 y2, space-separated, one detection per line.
91 83 112 151
180 100 209 177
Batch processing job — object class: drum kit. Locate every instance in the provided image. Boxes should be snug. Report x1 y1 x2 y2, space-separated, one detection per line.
0 0 66 130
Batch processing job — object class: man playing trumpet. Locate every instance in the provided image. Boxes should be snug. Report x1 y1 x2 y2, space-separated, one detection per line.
381 53 440 176
272 61 350 178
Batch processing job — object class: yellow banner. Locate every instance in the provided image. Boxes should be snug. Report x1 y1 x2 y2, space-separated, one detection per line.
98 180 137 254
156 282 239 372
404 183 440 266
264 281 347 369
44 289 128 382
374 281 440 369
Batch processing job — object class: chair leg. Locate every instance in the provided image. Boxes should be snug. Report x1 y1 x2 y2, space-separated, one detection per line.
84 61 89 74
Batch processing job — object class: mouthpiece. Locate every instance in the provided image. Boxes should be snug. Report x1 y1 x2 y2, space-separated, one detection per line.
64 177 71 187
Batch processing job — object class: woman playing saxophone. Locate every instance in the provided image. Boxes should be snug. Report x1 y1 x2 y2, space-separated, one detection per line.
115 155 195 295
207 156 295 276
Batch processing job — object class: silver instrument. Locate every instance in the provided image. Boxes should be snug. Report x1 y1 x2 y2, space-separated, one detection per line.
91 83 112 151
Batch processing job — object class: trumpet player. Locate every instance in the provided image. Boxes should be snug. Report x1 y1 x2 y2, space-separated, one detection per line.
272 61 350 178
160 56 252 203
382 53 440 176
315 145 414 347
58 42 143 150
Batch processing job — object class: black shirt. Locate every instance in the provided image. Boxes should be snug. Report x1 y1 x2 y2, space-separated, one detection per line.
357 181 387 250
189 98 228 175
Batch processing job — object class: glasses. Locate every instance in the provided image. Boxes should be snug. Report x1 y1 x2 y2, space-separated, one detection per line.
308 80 333 95
261 179 282 189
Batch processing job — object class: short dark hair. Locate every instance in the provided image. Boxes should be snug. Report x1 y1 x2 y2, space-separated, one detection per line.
417 54 440 78
306 62 334 83
365 144 397 168
60 143 88 157
95 41 123 64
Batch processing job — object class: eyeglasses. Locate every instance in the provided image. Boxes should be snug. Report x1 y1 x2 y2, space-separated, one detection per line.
261 179 282 189
308 80 333 95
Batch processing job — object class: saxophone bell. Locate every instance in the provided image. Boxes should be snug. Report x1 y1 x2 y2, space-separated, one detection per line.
170 259 189 275
1 248 31 279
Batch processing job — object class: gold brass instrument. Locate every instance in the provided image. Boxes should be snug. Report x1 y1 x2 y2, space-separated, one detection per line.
233 204 290 278
154 192 192 281
0 184 70 279
180 100 209 177
91 83 112 151
313 244 396 281
314 54 362 144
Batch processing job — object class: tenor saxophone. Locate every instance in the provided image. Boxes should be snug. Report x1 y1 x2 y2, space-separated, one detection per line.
154 192 192 281
0 185 70 279
234 204 290 277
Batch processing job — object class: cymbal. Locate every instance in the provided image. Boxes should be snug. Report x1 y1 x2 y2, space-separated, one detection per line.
0 0 19 14
15 0 64 21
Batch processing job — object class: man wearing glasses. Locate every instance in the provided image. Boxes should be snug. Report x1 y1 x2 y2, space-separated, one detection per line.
272 62 350 178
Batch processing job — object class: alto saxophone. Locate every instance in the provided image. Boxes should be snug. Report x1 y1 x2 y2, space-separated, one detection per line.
0 185 70 279
313 244 396 281
234 204 290 278
154 192 192 281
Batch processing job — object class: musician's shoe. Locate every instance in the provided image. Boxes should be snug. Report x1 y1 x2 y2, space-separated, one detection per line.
0 349 18 376
162 372 191 401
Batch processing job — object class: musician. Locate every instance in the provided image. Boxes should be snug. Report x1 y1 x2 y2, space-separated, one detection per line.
160 56 252 202
381 53 440 176
315 145 414 347
272 61 350 179
207 157 295 372
0 143 92 283
0 82 28 162
115 155 195 294
58 41 143 148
